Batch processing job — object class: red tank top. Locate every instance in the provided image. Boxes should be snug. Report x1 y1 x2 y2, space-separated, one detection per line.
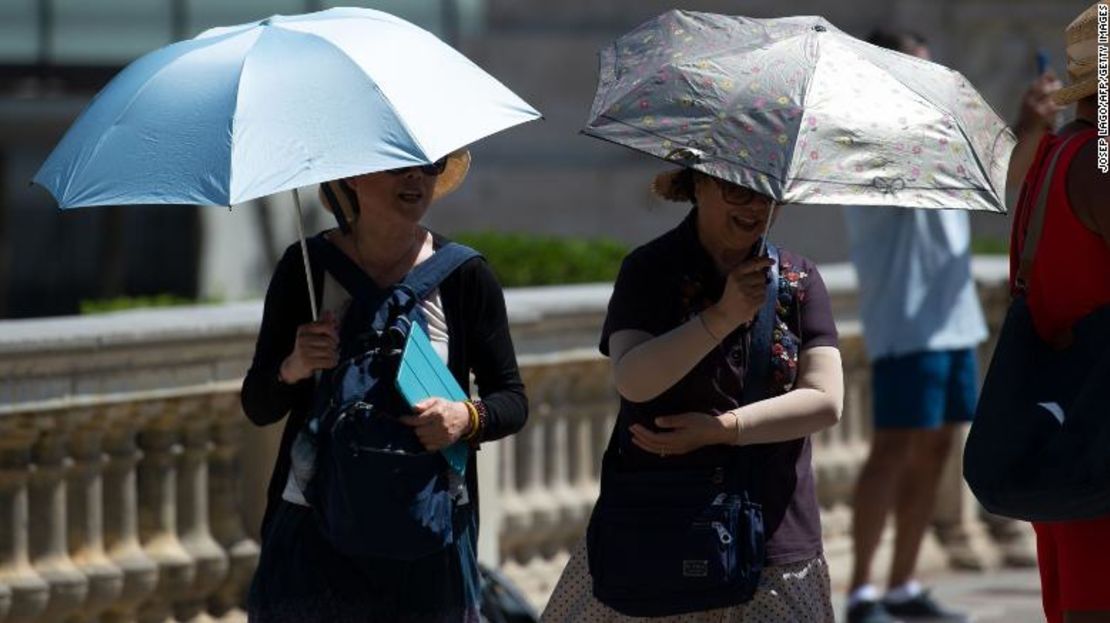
1009 128 1110 342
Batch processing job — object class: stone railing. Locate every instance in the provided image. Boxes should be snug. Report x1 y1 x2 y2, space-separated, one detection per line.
0 385 258 623
0 258 1017 618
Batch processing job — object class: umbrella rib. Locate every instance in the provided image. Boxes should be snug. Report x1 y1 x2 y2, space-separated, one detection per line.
226 33 260 205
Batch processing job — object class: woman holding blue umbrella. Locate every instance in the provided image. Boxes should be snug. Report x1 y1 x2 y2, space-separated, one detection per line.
242 150 529 622
31 7 539 622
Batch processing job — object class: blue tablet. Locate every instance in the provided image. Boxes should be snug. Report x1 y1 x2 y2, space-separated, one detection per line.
395 322 469 475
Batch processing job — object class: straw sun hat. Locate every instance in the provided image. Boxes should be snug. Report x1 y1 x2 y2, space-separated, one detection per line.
318 149 470 224
1053 1 1108 105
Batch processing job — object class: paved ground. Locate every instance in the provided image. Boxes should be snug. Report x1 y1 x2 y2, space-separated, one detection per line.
830 568 1045 622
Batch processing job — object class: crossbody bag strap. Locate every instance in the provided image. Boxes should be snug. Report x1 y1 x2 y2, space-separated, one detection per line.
1017 132 1089 291
729 244 780 490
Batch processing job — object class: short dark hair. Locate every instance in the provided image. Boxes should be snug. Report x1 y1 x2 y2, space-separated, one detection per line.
866 28 927 54
656 168 697 202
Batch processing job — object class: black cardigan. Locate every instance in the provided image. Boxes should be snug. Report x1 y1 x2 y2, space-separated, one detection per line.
241 231 529 533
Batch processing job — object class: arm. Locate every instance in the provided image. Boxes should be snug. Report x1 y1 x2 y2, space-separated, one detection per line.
401 260 528 449
725 346 843 444
609 256 774 403
1068 138 1110 250
1007 73 1064 194
240 246 316 427
627 346 843 455
466 260 529 442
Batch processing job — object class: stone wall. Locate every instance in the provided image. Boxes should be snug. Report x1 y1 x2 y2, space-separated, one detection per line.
0 258 1025 617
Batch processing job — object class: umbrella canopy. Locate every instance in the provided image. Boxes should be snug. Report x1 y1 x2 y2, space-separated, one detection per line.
584 10 1014 213
34 7 540 209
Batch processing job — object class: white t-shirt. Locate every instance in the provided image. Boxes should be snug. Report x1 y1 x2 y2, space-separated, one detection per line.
843 205 987 362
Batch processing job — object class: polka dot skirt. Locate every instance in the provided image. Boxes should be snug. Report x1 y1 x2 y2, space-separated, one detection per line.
541 539 834 623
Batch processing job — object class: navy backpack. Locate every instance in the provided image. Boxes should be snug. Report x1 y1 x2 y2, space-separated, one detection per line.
301 235 480 559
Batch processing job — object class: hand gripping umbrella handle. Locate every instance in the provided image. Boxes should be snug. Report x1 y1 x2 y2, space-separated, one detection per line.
292 188 319 322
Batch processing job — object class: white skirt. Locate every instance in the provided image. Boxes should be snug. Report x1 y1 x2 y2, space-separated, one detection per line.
541 539 834 623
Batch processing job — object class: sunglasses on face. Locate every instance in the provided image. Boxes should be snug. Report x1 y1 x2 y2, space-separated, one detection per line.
714 177 771 207
386 157 448 177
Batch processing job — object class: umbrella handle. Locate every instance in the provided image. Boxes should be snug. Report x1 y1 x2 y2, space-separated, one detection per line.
758 201 777 257
292 188 319 322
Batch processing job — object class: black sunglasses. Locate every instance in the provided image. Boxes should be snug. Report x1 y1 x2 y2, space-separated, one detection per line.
713 177 771 207
386 157 448 177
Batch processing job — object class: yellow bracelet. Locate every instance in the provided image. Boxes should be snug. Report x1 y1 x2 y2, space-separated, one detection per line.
463 400 480 440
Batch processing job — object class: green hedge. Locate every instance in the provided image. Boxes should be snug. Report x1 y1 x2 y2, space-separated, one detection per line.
971 237 1008 256
452 232 628 287
80 294 213 314
78 233 629 314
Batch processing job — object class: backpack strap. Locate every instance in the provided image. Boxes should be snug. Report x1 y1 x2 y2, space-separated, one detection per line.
401 242 481 300
1016 131 1090 292
389 242 481 330
305 234 385 304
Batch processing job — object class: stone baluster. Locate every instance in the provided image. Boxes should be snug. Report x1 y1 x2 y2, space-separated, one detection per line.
499 363 537 563
519 368 560 552
135 400 195 623
66 408 124 622
543 370 581 549
206 394 259 621
569 359 610 521
0 426 49 623
27 415 88 623
172 397 230 622
496 422 527 560
101 404 159 623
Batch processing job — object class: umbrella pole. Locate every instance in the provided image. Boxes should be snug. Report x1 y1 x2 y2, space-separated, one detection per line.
758 201 777 257
292 188 319 322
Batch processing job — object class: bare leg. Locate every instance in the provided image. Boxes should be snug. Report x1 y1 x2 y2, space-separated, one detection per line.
849 430 914 591
888 425 956 588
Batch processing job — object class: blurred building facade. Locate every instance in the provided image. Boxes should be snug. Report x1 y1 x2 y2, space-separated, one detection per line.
0 0 1090 317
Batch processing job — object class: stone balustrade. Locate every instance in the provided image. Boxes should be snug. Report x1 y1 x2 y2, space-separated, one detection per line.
0 258 1020 618
0 387 257 623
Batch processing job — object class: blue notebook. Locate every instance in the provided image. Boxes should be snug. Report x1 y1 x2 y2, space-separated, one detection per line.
395 322 469 475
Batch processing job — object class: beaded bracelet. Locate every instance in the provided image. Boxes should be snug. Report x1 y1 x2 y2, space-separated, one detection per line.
467 400 489 447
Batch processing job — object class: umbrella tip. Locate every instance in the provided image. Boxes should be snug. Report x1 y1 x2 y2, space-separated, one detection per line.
813 24 827 32
260 17 272 26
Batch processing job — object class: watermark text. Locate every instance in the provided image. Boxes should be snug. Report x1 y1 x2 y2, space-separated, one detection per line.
1098 2 1108 173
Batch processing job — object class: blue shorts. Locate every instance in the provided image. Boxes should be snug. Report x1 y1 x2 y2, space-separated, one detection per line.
871 348 979 430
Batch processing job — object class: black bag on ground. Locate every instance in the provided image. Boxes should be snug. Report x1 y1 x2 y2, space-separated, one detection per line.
477 563 540 623
964 133 1110 522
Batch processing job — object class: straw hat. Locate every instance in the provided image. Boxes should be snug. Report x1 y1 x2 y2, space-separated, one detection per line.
1053 2 1107 105
318 149 470 225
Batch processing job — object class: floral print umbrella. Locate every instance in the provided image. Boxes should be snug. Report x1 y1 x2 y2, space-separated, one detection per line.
584 10 1015 213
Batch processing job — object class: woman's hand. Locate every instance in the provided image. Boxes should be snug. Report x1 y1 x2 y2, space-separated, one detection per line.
1016 72 1063 134
703 256 775 337
279 311 339 383
629 412 734 457
400 398 471 451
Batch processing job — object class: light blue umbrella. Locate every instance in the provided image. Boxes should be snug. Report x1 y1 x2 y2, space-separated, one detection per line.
34 7 540 316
